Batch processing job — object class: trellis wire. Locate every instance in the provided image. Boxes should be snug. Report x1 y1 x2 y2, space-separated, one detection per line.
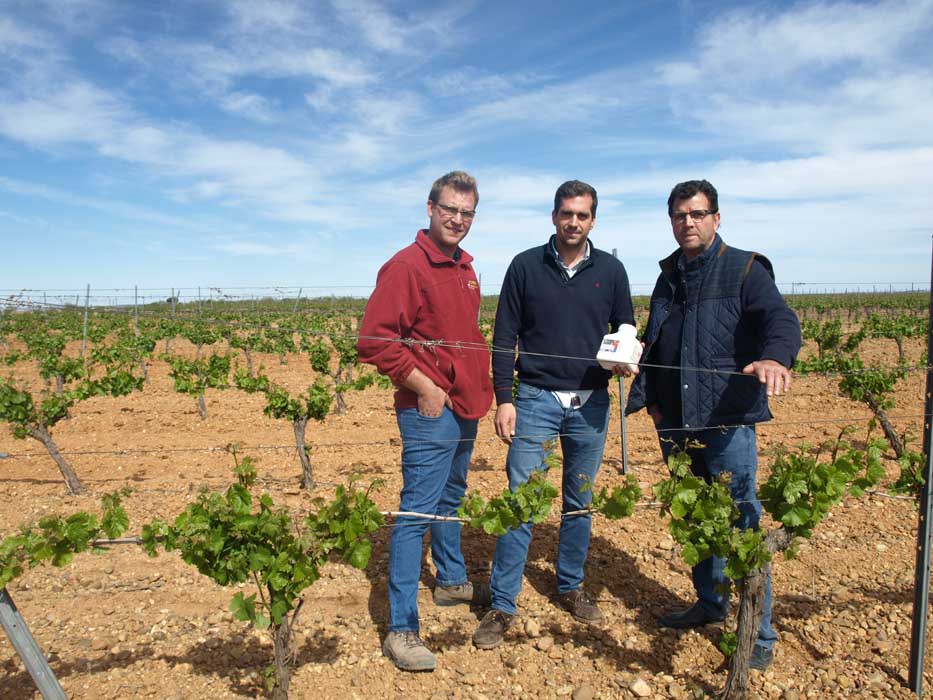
2 300 928 381
1 410 928 460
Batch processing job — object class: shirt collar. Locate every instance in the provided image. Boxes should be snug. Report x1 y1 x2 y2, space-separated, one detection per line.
549 236 590 273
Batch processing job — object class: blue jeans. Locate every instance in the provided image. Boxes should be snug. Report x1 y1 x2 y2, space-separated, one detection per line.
389 407 478 632
489 384 610 615
658 422 777 649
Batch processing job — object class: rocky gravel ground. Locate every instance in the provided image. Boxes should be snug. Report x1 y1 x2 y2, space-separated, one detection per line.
1 336 931 699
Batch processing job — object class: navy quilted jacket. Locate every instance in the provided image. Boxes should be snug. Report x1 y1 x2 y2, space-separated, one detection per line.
626 235 800 429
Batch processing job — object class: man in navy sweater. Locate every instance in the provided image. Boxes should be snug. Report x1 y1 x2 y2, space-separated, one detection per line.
473 180 635 649
627 179 801 671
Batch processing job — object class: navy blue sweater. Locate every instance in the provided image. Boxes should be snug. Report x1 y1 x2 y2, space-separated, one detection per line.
492 237 635 404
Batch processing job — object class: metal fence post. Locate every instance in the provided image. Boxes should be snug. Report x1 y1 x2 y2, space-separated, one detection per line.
0 588 66 700
80 284 90 358
908 235 933 697
612 248 629 475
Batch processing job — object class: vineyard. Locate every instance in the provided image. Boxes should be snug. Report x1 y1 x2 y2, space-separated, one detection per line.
0 292 931 700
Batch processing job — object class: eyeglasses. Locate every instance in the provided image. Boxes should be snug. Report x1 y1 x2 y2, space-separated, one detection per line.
671 209 716 224
435 203 476 221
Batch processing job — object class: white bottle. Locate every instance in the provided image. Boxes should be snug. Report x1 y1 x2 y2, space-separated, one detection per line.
596 323 642 372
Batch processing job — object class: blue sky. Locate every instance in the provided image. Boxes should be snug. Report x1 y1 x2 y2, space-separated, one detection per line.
2 0 932 302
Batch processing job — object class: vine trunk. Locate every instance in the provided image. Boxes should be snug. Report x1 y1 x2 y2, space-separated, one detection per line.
272 615 294 700
334 391 346 416
293 417 313 489
722 570 765 700
864 391 904 458
722 528 794 700
27 424 85 495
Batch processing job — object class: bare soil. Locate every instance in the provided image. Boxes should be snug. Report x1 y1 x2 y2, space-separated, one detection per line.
1 336 930 700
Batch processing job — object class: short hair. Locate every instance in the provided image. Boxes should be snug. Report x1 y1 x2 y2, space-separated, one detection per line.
553 180 598 217
667 180 719 216
428 171 479 206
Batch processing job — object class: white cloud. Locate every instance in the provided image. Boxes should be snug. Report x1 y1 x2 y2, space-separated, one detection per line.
168 180 228 204
354 91 422 134
156 33 374 90
290 47 374 87
0 175 196 230
0 208 47 228
225 0 307 34
693 71 933 152
0 72 345 224
683 0 933 85
220 92 278 123
194 181 226 199
179 140 309 187
0 16 53 55
596 148 933 205
656 0 933 153
304 85 336 111
98 34 148 67
2 0 931 291
475 170 561 210
331 0 412 53
329 0 470 55
100 33 375 121
462 142 933 289
710 149 933 203
426 69 525 99
103 125 175 164
464 79 612 127
3 0 115 38
327 132 391 168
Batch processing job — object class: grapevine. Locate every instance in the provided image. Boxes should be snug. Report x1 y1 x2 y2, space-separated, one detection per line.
0 489 131 588
654 434 886 700
233 367 331 488
141 447 383 699
0 353 144 494
164 352 231 419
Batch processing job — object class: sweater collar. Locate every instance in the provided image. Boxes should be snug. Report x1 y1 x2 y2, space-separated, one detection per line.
415 229 472 265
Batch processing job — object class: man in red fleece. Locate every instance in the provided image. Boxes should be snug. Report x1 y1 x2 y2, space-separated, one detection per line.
357 171 493 672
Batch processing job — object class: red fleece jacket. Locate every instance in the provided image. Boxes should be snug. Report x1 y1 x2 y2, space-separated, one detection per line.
357 230 493 420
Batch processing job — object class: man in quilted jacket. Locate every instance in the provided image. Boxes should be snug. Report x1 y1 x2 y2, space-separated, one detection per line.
626 179 801 671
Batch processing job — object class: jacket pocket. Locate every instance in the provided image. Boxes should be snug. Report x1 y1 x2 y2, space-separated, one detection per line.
432 356 455 393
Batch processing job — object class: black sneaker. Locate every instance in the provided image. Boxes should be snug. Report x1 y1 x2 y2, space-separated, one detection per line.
749 644 774 671
472 609 514 649
556 589 604 623
657 602 725 629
